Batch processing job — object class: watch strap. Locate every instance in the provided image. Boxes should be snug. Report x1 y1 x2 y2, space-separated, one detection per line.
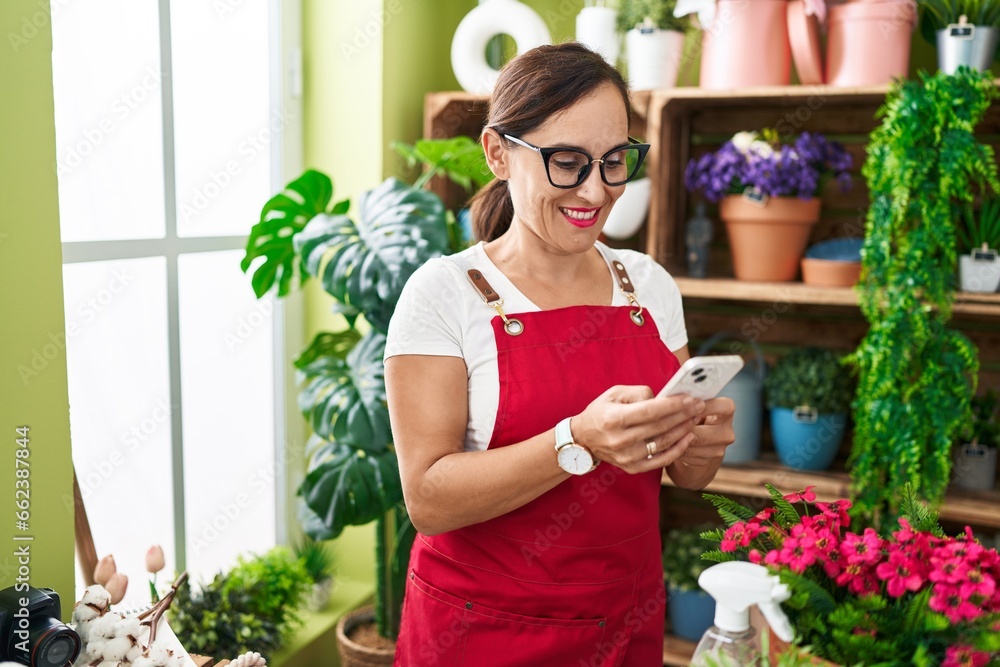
555 417 575 451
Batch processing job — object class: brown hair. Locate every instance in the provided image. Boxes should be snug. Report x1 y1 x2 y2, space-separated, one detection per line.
470 42 632 242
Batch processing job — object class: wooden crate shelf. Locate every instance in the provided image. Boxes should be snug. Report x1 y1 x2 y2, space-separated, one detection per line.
663 634 698 666
662 457 1000 529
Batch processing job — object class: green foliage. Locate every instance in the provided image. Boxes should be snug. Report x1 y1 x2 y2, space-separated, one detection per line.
849 69 998 522
242 169 454 640
957 195 1000 253
170 547 311 660
919 0 1000 47
764 347 853 413
616 0 690 32
392 136 493 192
964 388 1000 447
294 535 334 584
662 523 719 591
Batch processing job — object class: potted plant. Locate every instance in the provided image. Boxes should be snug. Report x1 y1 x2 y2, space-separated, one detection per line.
617 0 690 90
957 194 1000 292
663 523 719 641
764 347 853 472
241 170 454 664
684 129 853 282
850 69 999 524
953 389 1000 491
675 0 792 89
294 535 335 611
603 159 652 240
702 484 1000 666
919 0 1000 73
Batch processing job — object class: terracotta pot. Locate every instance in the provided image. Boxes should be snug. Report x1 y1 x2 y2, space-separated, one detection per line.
719 195 821 281
336 605 395 667
701 0 790 89
800 257 862 287
826 0 916 86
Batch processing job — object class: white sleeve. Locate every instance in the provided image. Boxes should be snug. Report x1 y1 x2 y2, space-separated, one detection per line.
384 258 467 360
631 252 688 352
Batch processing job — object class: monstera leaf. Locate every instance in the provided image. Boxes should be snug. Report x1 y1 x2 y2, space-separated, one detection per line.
295 329 389 452
298 434 403 540
294 177 450 332
241 170 349 298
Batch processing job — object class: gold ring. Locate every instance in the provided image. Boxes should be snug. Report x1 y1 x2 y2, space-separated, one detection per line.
646 442 657 459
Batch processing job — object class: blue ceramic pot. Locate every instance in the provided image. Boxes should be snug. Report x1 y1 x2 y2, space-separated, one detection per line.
771 408 847 471
667 587 715 641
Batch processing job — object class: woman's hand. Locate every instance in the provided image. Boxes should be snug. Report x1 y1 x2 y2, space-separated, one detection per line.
571 385 707 474
667 396 735 489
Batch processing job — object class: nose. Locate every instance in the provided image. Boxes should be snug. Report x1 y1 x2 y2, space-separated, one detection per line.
575 160 610 202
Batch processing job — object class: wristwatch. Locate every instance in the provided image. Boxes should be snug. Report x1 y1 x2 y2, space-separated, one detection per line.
554 417 598 475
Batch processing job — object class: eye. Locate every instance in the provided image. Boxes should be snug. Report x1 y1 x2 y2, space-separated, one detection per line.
550 151 587 171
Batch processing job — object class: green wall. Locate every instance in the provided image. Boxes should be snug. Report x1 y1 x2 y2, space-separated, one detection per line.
0 0 75 616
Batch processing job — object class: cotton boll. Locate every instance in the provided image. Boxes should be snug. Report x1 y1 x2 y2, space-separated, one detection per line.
126 643 145 663
90 612 123 639
100 634 134 662
86 638 109 662
72 617 93 644
144 645 171 664
117 615 142 639
131 657 156 667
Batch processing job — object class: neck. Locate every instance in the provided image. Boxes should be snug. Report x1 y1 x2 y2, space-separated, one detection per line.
484 224 602 286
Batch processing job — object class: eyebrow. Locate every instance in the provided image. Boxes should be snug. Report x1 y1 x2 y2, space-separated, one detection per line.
544 139 632 153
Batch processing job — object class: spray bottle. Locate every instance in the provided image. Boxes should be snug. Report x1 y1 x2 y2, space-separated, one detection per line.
690 561 795 666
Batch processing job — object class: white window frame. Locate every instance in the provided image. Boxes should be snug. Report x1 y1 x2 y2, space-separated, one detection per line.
59 0 304 571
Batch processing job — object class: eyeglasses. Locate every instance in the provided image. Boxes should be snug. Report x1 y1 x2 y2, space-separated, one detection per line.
502 134 650 189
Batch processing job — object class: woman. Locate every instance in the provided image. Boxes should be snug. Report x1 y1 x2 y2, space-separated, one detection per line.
385 43 735 666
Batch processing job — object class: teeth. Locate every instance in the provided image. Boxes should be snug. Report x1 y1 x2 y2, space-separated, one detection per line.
561 208 597 220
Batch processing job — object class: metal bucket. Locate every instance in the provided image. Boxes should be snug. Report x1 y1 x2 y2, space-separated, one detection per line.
936 25 1000 74
696 332 766 465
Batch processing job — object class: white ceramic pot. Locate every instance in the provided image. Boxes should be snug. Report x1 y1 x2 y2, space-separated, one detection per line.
625 28 685 90
576 6 619 66
936 25 1000 74
603 177 651 239
953 443 998 491
959 251 1000 293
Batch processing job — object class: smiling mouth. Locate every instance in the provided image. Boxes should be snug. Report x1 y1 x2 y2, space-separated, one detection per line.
560 207 601 227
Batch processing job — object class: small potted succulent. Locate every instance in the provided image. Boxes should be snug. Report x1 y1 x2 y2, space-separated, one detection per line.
957 195 1000 293
616 0 690 90
764 347 853 471
662 523 718 641
684 129 853 282
919 0 1000 73
953 389 1000 491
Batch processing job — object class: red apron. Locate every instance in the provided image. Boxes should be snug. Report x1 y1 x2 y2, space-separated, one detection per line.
394 256 681 667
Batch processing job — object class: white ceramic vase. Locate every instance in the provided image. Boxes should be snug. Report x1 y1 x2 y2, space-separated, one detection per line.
576 6 619 66
959 251 1000 293
625 28 685 91
603 177 651 239
953 443 998 491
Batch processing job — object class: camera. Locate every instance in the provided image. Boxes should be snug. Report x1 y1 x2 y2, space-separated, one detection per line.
0 586 81 667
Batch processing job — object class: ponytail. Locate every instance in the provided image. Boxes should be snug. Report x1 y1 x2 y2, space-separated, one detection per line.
470 178 514 243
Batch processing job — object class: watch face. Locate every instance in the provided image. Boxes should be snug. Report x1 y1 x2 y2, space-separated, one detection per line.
557 444 594 475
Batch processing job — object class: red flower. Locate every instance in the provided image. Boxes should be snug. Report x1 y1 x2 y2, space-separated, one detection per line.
783 486 817 503
875 549 925 598
943 645 990 667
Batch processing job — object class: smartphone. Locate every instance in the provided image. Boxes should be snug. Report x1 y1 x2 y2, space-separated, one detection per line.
657 355 745 400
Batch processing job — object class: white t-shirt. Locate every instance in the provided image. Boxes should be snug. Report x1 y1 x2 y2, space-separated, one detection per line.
384 241 688 452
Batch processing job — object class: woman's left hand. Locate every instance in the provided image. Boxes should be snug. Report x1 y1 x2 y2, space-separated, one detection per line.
666 396 735 489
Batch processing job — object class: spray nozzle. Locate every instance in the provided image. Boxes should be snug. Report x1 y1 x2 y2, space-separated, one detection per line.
698 561 794 642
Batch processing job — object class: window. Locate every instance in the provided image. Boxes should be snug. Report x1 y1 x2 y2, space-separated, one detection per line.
52 0 300 602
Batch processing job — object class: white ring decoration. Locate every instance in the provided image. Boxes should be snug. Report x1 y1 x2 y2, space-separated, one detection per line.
451 0 552 94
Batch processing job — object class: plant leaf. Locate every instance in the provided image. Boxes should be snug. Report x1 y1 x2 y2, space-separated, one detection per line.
242 169 334 297
297 437 403 540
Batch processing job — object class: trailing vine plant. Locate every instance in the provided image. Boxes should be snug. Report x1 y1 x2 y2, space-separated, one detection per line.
849 68 999 524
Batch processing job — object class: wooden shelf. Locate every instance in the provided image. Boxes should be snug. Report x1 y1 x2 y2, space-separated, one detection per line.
663 457 1000 529
663 634 698 666
673 277 1000 316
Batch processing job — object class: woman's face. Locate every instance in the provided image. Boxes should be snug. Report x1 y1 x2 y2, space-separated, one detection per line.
487 82 630 254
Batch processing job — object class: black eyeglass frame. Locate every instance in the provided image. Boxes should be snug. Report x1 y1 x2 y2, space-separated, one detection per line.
501 133 651 189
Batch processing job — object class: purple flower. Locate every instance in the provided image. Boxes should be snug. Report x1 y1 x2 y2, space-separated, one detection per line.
684 130 853 203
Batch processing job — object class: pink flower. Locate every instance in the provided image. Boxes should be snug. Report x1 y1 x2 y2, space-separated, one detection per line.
775 534 818 573
816 499 852 527
943 645 990 667
930 583 983 623
783 486 817 503
821 547 845 579
721 521 766 551
146 545 165 574
93 554 117 586
840 528 883 566
836 562 879 595
875 550 925 598
105 572 128 605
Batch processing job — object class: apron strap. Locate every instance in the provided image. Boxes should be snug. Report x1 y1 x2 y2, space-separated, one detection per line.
446 252 525 336
598 244 646 327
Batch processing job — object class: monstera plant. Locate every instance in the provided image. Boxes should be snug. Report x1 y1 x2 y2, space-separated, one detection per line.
241 170 453 640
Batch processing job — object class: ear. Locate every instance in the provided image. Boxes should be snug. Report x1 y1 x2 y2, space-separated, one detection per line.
481 129 511 181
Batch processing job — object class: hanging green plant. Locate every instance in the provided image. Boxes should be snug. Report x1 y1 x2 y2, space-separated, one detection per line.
849 67 999 524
